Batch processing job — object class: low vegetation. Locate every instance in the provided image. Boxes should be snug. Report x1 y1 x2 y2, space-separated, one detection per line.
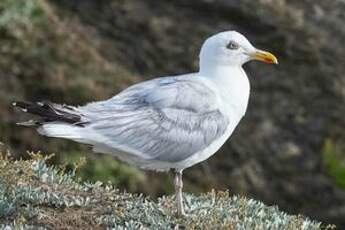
0 152 330 229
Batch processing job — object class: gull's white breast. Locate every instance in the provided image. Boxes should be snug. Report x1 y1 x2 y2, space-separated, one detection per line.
175 70 250 170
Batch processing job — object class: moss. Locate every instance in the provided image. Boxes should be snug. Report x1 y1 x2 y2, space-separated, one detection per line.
0 152 330 229
322 139 345 189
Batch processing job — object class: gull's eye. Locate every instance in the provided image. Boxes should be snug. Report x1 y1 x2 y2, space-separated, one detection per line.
226 41 239 50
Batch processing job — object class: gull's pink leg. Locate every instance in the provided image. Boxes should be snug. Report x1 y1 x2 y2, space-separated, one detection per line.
174 170 185 217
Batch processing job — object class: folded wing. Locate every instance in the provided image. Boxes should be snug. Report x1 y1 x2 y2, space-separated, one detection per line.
78 76 229 163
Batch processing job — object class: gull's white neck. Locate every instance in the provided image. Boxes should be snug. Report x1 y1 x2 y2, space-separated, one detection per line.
199 62 250 117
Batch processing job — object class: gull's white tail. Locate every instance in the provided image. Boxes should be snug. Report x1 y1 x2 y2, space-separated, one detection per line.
38 123 83 140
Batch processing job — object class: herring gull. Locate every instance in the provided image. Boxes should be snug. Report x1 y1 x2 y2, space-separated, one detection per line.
13 31 278 216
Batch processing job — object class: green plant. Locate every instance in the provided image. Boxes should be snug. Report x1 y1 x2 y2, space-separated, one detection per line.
322 138 345 189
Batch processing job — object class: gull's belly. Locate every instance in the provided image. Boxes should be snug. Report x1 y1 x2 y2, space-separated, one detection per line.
173 112 242 170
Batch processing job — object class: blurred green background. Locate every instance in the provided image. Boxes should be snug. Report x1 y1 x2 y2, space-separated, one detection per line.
1 0 345 227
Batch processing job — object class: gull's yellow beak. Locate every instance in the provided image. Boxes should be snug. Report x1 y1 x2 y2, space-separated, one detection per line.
250 50 278 64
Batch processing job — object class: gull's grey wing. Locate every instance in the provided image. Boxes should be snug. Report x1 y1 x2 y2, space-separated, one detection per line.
80 76 229 163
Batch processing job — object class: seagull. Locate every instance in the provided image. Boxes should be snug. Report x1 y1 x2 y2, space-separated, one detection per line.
13 31 277 216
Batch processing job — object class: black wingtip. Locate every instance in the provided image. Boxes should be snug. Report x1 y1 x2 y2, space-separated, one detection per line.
12 101 31 113
12 100 82 125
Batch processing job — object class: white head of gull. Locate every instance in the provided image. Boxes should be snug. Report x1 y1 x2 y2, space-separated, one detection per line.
13 31 277 217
